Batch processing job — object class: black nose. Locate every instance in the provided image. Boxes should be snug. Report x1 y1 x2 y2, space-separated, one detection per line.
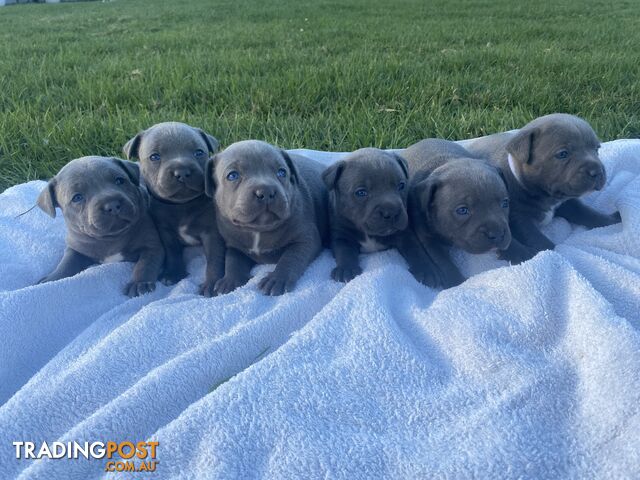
377 205 401 222
103 200 121 215
255 187 277 202
173 168 192 182
482 228 505 244
586 166 603 179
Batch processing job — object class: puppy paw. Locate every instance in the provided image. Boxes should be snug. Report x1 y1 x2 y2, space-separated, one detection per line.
609 211 622 225
258 271 297 296
160 267 188 286
439 269 466 289
213 275 250 296
199 276 222 297
409 266 440 288
498 246 537 265
124 281 156 297
331 265 362 283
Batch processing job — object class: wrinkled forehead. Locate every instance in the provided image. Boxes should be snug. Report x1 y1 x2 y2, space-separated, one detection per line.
140 124 206 154
217 144 285 175
437 163 507 203
537 119 600 150
57 158 122 196
341 153 404 187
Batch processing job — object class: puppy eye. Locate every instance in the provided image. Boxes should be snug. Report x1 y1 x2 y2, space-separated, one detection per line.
555 150 569 160
226 171 239 181
501 198 509 209
354 188 368 197
397 182 406 191
194 149 205 158
277 168 287 178
455 206 469 216
149 153 161 162
114 177 125 185
71 193 84 203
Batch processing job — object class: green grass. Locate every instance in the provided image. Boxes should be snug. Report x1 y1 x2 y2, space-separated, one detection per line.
0 0 639 190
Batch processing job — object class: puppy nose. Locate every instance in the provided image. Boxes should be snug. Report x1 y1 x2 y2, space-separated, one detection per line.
482 227 505 244
378 206 400 222
586 165 603 179
254 187 277 202
173 167 191 182
102 200 121 215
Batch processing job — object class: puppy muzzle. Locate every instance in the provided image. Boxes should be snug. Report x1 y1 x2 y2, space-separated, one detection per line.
581 161 606 191
557 161 607 197
463 224 511 253
229 187 291 231
86 195 138 236
249 182 289 215
364 202 408 236
154 162 205 201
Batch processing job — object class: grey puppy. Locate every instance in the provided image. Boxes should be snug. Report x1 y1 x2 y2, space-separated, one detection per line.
403 139 512 287
322 148 439 286
467 113 621 263
36 156 164 297
123 121 225 296
204 140 328 296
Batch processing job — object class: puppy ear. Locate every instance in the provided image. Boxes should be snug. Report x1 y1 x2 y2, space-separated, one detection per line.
322 160 346 190
37 178 58 218
123 132 143 160
392 153 409 179
413 174 440 221
494 166 509 191
195 128 220 154
204 155 217 198
111 158 141 186
280 150 299 185
507 127 538 164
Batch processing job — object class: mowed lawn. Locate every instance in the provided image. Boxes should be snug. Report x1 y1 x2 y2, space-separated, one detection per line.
0 0 639 190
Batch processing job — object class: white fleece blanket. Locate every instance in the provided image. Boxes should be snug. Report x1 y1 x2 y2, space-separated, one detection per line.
1 140 639 480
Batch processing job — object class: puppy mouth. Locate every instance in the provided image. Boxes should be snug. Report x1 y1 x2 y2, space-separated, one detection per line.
495 236 512 251
552 185 593 199
592 176 606 191
363 224 401 237
231 210 285 231
156 183 204 202
456 235 511 254
550 173 605 198
85 217 134 237
363 215 407 237
460 242 496 254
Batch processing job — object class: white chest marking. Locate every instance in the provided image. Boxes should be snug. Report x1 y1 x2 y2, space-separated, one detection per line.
179 225 200 246
102 253 124 264
540 203 560 226
249 232 261 256
360 236 387 253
